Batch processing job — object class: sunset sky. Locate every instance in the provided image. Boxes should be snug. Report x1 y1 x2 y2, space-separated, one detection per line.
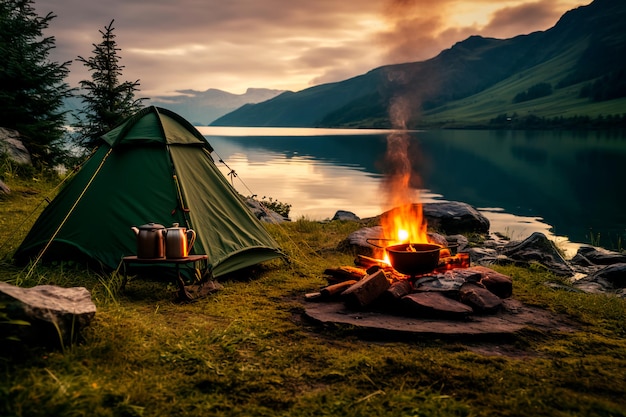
34 0 589 98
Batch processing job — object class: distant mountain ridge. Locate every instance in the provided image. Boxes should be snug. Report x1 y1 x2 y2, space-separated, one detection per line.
211 0 626 128
62 87 285 126
147 88 284 125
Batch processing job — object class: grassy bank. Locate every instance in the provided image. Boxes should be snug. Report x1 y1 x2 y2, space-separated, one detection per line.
1 176 626 417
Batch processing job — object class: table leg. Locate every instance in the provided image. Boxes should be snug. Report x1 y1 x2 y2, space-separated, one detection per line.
175 264 194 302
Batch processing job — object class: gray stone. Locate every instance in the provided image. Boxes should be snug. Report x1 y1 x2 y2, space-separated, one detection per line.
501 232 574 276
571 246 626 266
332 210 360 221
589 263 626 289
0 127 32 165
0 282 96 347
421 201 490 235
244 198 290 223
336 226 380 257
413 273 466 296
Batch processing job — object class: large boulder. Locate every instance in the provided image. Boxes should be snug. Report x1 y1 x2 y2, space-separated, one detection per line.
0 127 32 195
589 263 626 289
501 232 574 276
332 210 360 221
422 201 490 235
0 282 96 348
0 127 31 165
571 246 626 266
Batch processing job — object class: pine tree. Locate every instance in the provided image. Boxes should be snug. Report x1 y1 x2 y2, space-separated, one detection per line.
0 0 72 164
74 19 146 149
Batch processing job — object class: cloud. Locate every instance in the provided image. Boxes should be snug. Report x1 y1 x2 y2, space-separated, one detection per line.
33 0 587 96
481 1 581 38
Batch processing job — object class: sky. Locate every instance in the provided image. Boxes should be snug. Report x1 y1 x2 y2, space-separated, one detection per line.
34 0 589 98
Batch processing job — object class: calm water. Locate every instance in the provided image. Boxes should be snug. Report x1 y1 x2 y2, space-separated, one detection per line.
198 127 626 257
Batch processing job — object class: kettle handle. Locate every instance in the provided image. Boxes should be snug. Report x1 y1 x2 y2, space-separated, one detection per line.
187 229 196 252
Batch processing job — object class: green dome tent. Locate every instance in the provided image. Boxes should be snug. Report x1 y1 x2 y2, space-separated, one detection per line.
14 106 284 277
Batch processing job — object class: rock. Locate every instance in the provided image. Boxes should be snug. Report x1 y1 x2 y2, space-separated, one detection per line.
336 226 380 257
421 201 490 235
413 273 466 296
0 282 96 348
471 266 514 298
466 247 498 264
446 234 469 252
459 283 503 314
332 210 360 221
0 127 32 165
571 246 626 266
402 292 473 319
427 232 448 247
589 263 626 289
501 232 574 276
244 198 290 223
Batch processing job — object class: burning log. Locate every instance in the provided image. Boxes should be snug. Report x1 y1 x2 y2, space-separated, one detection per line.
355 254 389 269
342 269 390 308
320 280 357 299
436 252 471 270
379 279 413 308
323 266 367 283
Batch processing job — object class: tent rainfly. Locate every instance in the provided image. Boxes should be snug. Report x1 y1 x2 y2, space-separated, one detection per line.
14 106 284 277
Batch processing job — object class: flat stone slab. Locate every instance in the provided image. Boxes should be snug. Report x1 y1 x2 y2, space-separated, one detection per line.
303 298 577 337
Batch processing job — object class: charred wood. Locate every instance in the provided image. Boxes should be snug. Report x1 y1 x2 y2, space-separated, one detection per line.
342 269 390 308
320 280 357 299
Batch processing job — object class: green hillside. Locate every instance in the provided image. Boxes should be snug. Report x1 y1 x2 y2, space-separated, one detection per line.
212 0 626 129
421 40 626 127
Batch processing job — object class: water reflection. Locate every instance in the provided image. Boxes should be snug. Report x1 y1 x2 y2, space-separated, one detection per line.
198 127 626 256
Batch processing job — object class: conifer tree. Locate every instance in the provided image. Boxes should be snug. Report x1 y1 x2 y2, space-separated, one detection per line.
74 19 146 148
0 0 72 164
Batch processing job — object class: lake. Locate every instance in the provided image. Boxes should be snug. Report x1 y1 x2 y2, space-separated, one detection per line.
198 127 626 257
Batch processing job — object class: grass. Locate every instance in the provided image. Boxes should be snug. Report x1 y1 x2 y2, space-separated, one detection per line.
1 176 626 417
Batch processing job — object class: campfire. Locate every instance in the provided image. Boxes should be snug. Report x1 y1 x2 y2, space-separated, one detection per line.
306 128 513 320
309 206 512 320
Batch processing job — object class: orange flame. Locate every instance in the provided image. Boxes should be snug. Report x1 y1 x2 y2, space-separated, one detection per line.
381 203 428 245
379 128 428 249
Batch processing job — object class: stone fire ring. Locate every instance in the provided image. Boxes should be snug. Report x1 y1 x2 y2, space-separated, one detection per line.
303 298 578 338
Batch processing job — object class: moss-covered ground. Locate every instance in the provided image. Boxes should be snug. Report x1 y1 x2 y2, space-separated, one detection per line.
1 177 625 417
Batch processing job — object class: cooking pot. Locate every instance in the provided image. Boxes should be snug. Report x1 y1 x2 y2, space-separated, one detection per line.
367 238 442 275
163 223 196 259
131 222 165 259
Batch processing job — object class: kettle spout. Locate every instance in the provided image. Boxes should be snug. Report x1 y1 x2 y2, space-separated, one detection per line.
131 226 139 235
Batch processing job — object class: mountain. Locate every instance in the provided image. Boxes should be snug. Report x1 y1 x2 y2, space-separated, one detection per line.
211 0 626 128
147 88 284 125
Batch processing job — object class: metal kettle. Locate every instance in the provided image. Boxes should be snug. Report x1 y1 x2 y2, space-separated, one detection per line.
163 223 196 259
131 222 166 259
